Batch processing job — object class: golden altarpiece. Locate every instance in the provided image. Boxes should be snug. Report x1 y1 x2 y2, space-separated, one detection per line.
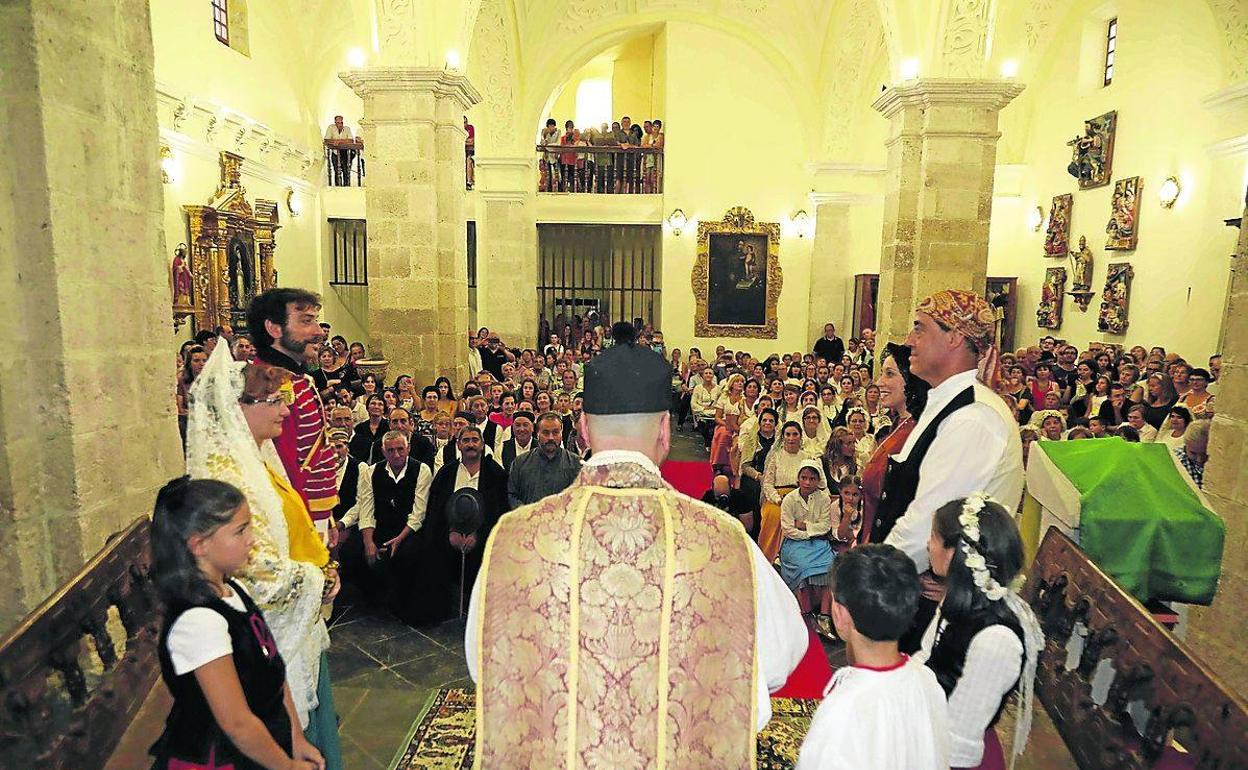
172 151 280 332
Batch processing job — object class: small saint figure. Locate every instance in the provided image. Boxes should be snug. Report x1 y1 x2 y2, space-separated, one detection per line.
1070 236 1093 291
171 244 193 305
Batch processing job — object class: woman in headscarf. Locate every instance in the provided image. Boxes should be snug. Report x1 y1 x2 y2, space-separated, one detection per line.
186 344 343 768
799 404 831 457
778 460 835 637
759 421 811 562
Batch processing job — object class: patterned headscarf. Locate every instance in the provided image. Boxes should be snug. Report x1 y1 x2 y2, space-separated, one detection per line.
916 289 1002 390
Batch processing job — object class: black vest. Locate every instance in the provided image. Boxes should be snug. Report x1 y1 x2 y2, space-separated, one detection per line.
371 459 423 542
500 439 532 471
334 461 360 522
151 581 289 769
871 386 976 544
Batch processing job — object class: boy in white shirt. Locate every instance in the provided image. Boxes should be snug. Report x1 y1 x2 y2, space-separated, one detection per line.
797 544 950 770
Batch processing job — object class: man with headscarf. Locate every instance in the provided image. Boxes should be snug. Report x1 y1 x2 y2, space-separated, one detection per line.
464 323 807 768
872 289 1023 651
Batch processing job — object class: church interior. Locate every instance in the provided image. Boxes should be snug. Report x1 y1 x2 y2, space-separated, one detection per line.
2 0 1247 768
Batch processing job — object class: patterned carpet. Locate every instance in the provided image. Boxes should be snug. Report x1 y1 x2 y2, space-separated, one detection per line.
391 687 819 770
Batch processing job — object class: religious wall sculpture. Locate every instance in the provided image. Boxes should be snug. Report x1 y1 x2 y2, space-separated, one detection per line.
1067 236 1096 312
178 151 280 333
693 207 782 339
1037 266 1067 330
1097 262 1134 335
1066 110 1117 190
1044 193 1073 257
1105 176 1142 250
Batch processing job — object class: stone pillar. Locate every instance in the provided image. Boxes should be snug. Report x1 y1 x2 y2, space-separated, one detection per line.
340 68 481 386
1187 194 1248 695
475 157 538 348
0 0 182 631
871 79 1023 346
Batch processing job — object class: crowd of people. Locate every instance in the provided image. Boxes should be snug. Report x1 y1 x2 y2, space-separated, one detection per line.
158 284 1221 770
537 115 665 193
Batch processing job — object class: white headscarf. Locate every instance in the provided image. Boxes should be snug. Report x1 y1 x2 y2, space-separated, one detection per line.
186 343 328 727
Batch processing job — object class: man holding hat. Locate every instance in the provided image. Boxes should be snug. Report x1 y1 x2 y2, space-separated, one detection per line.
872 289 1023 649
465 323 807 768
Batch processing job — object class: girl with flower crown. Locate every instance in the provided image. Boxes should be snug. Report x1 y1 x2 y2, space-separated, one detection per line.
915 493 1044 770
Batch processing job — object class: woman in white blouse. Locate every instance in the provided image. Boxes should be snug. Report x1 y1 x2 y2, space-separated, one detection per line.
916 495 1043 770
760 421 811 563
710 374 747 481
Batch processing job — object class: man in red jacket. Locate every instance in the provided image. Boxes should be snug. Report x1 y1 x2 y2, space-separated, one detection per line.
246 288 340 539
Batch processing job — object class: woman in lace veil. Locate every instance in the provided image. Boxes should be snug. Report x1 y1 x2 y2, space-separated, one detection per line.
186 343 343 768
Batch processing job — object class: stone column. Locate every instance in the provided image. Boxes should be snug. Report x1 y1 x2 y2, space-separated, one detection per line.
1187 194 1248 695
341 68 481 386
871 79 1023 346
0 0 182 631
475 157 538 348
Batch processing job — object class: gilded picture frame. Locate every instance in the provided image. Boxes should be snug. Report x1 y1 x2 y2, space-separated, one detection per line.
693 207 782 338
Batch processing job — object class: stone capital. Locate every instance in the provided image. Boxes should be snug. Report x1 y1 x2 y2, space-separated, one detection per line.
475 156 537 196
339 67 482 111
872 78 1024 119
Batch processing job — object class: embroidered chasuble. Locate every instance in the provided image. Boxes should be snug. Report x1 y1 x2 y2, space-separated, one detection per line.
474 460 759 769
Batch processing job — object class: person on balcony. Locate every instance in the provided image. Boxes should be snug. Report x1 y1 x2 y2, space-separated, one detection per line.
324 115 355 187
463 115 475 189
559 120 577 192
539 118 560 192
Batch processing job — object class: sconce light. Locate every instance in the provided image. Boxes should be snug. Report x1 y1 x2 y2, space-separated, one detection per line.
1159 176 1181 208
667 208 688 236
1000 59 1020 79
900 58 921 81
347 47 367 68
159 144 177 184
792 209 812 238
445 49 462 71
286 187 302 216
1028 204 1044 232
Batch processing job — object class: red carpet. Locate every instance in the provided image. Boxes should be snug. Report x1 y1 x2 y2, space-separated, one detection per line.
772 628 834 699
660 460 713 499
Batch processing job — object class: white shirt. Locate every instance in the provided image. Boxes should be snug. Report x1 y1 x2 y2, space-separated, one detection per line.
797 657 950 770
913 615 1024 767
348 460 433 534
454 461 481 491
166 589 248 675
335 460 369 528
324 123 353 141
691 381 722 417
465 448 808 731
884 370 1023 572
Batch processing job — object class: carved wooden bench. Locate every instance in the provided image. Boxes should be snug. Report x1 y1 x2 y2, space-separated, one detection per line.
1022 527 1247 770
0 516 168 770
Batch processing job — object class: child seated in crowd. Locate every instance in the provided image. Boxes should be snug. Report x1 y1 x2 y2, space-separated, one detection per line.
149 477 325 770
797 544 950 770
779 461 835 634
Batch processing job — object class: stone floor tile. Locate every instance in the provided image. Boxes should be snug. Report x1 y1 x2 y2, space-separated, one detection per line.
390 652 471 691
416 617 468 652
339 733 386 770
329 612 413 647
357 628 441 667
327 643 385 684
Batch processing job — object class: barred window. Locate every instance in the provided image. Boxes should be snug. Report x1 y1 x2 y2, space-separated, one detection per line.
1103 18 1117 86
328 218 367 286
211 0 229 45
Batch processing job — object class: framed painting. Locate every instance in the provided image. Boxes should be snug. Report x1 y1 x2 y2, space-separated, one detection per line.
693 207 782 338
1036 267 1067 330
1105 176 1142 250
1044 194 1073 257
1097 262 1134 335
1066 110 1117 190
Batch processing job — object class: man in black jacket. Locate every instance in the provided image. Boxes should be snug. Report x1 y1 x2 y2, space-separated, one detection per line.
403 425 510 626
813 322 845 364
699 473 757 537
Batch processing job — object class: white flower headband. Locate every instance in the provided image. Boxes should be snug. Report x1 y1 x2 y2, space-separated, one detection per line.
958 492 1008 602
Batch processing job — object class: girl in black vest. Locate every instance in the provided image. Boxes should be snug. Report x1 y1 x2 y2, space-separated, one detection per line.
149 477 325 770
916 494 1043 770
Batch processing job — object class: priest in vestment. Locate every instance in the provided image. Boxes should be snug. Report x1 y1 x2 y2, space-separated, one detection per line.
465 323 808 769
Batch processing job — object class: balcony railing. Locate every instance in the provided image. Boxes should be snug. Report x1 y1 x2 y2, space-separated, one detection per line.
536 145 664 194
324 139 365 187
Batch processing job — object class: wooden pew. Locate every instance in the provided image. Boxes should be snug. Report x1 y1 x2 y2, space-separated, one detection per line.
1022 527 1247 770
0 517 161 770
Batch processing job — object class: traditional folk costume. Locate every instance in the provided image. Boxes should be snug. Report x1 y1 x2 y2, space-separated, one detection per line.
877 290 1023 652
252 346 340 535
778 460 834 591
796 656 950 770
760 443 814 563
465 340 807 769
186 345 342 768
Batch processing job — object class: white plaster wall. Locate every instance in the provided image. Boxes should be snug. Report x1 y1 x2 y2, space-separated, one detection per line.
987 0 1242 362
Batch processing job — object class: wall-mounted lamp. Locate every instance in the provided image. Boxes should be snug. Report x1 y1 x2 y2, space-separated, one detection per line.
900 58 921 81
667 208 688 236
286 187 302 216
792 209 812 238
159 144 177 184
1000 59 1020 79
445 49 462 71
1029 204 1045 232
1159 176 1181 208
347 47 367 68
